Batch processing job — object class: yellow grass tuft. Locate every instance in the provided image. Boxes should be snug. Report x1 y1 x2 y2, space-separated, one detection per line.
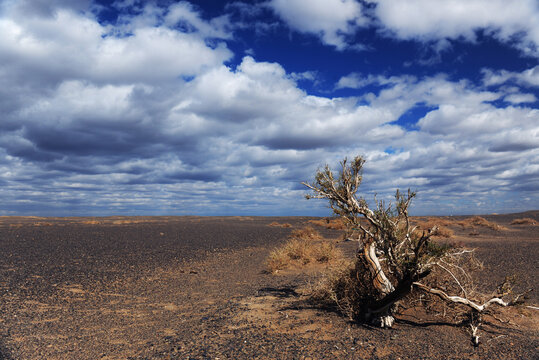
309 218 346 230
413 218 454 238
267 226 342 274
457 216 508 231
268 221 292 228
289 226 321 240
510 218 537 226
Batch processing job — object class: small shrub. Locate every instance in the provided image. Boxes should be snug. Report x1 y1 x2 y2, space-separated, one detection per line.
312 242 339 263
289 226 321 240
267 248 290 273
284 238 310 261
266 226 342 273
510 218 537 225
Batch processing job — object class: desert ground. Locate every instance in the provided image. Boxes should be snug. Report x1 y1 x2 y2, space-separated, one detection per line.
0 212 537 359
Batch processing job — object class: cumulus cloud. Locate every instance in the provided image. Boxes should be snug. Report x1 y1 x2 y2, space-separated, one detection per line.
370 0 539 56
0 1 232 87
482 66 539 87
268 0 539 56
0 1 538 216
504 93 538 104
268 0 367 49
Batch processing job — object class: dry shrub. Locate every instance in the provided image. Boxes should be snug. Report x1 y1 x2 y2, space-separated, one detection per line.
312 246 484 322
267 226 341 274
267 248 290 273
510 218 537 225
433 226 454 238
268 221 292 228
457 216 507 231
283 238 310 262
289 226 321 240
414 219 454 238
312 242 340 263
309 217 346 230
311 257 381 320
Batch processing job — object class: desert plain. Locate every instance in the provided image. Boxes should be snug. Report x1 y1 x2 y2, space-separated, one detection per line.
0 212 537 359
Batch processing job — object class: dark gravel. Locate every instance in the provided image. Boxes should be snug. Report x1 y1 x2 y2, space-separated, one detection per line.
0 214 537 359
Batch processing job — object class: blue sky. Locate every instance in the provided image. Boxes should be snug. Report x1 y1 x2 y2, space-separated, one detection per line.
0 0 538 216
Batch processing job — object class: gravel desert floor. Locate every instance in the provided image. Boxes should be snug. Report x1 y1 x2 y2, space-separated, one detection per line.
0 212 537 359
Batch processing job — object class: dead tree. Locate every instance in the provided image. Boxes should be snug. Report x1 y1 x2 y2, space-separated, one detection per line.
303 156 527 343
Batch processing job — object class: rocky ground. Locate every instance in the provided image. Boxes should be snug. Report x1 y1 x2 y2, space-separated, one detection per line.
0 212 537 359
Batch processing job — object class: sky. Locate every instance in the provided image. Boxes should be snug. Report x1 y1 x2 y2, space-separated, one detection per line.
0 0 538 217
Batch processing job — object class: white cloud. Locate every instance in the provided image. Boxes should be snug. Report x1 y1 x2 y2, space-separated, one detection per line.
336 73 366 89
370 0 539 56
267 0 539 56
269 0 366 49
482 66 539 87
0 3 232 86
164 1 232 39
504 93 537 104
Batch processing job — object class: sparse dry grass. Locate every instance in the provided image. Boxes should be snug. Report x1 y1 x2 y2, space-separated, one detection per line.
414 215 508 234
267 226 342 274
81 220 100 225
111 219 143 224
289 226 321 240
309 218 346 230
456 216 508 231
268 221 292 228
311 241 340 263
32 222 53 226
413 218 454 238
510 218 537 226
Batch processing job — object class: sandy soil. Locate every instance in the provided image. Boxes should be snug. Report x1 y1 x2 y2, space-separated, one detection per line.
0 212 537 359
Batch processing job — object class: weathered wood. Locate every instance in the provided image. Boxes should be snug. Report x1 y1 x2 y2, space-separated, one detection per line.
303 155 525 339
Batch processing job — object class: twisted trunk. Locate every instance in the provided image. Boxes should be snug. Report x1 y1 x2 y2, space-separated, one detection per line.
362 241 395 327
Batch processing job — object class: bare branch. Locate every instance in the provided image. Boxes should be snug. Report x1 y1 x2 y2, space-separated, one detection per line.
413 282 528 312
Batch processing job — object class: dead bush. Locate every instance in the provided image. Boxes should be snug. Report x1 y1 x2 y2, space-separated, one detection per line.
510 218 537 225
302 155 526 342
